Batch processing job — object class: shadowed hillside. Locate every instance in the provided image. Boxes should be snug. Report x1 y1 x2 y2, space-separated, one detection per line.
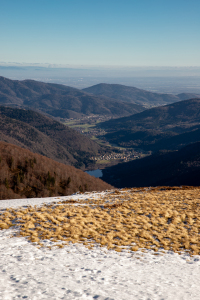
102 142 200 188
98 98 200 151
0 106 108 169
0 141 112 200
0 77 144 118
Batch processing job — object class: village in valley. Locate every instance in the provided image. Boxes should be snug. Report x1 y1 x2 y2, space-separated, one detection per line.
90 150 140 163
61 115 149 167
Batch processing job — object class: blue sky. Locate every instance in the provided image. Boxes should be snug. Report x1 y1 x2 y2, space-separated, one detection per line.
0 0 200 66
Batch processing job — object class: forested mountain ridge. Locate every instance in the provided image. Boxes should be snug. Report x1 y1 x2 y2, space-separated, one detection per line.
98 98 200 151
102 142 200 188
99 98 200 131
0 141 112 200
0 77 144 118
83 83 200 107
0 106 107 169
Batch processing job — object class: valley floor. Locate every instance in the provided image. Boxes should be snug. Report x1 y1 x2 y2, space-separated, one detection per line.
0 189 200 300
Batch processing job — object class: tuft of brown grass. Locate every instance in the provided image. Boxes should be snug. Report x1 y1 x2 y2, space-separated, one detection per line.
0 186 200 256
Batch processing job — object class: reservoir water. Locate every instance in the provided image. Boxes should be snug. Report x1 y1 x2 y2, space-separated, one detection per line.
85 169 103 178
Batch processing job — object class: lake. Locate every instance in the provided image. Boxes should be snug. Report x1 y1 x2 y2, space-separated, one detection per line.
85 169 103 178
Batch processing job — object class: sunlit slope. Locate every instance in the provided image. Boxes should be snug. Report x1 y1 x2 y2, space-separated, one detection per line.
0 187 199 256
0 141 112 200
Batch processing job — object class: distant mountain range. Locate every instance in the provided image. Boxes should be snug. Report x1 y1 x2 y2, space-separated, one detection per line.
1 76 200 190
0 106 108 169
102 142 200 188
0 77 144 118
0 141 112 200
83 83 200 108
1 77 200 120
98 98 200 152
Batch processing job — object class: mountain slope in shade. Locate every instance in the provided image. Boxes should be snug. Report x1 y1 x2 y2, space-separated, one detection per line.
0 141 112 200
0 106 107 169
102 142 200 188
176 93 200 100
0 77 144 117
98 98 200 151
99 98 200 131
24 93 144 118
83 83 200 107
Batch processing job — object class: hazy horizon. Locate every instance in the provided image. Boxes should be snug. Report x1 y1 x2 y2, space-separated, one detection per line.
1 64 200 94
1 0 200 66
1 1 200 93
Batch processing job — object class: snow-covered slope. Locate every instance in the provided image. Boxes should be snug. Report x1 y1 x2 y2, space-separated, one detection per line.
0 189 200 300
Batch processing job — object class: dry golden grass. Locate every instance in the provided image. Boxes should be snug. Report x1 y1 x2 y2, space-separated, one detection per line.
0 186 200 255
